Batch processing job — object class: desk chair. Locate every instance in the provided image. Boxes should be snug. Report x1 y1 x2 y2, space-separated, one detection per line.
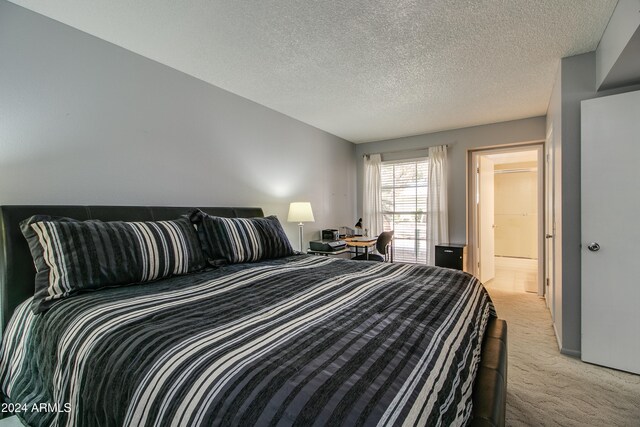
352 231 394 262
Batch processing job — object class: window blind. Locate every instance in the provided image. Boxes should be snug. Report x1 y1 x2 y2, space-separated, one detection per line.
381 158 429 264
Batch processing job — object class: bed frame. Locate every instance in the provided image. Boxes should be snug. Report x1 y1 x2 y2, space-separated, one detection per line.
0 205 507 426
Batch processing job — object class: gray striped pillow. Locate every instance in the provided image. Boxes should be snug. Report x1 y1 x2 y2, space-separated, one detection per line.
192 212 294 264
21 215 206 313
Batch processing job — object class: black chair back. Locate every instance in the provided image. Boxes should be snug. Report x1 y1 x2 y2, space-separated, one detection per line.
376 231 394 258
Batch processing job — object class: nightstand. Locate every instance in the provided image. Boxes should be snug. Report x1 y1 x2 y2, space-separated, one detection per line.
435 244 467 271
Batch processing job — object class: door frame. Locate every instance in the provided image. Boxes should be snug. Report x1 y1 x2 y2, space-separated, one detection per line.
467 141 545 295
544 126 555 316
477 155 496 283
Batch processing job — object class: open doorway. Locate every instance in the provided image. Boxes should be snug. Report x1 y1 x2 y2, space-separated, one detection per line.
469 144 544 295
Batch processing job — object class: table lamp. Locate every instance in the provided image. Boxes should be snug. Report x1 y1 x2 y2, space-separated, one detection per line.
288 202 315 252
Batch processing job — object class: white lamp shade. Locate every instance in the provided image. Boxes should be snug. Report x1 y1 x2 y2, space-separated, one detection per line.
288 202 315 223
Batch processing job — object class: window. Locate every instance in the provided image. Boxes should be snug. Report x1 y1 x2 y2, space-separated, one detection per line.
381 158 429 264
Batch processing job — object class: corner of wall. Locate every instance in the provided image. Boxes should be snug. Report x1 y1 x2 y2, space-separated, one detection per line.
557 51 597 355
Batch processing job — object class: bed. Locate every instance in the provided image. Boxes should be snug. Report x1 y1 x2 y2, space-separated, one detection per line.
0 205 507 426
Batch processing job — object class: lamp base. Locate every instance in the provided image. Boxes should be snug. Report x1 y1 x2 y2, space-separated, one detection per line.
298 222 304 252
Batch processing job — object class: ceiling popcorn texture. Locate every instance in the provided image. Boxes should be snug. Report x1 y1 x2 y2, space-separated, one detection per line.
9 0 617 143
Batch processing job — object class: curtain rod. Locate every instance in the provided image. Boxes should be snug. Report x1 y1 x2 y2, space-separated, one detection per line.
362 144 448 157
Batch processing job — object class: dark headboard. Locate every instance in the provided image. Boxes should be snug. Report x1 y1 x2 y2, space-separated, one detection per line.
0 205 264 333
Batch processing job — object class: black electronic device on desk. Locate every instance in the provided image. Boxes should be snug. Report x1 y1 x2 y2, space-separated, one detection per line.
322 229 340 241
310 239 347 252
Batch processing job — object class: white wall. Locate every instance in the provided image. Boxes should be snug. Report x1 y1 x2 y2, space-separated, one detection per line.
355 117 546 246
0 1 356 246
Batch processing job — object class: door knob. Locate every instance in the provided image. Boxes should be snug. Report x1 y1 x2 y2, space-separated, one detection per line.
545 234 553 239
587 242 600 252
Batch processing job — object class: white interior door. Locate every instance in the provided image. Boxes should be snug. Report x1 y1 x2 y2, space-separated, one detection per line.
478 155 495 283
545 129 555 315
581 90 640 374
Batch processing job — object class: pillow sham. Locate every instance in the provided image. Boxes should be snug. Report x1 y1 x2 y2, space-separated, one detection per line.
191 211 294 264
21 215 206 313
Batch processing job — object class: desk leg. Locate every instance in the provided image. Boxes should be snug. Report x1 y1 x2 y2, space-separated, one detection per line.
365 246 369 260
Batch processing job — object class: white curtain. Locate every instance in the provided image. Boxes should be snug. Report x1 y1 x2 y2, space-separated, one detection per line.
427 145 449 264
363 154 383 237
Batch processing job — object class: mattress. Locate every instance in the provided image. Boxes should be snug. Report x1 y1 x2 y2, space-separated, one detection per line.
0 255 494 426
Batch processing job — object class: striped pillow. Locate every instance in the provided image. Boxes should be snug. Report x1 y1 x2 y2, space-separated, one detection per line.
21 215 206 313
192 212 294 264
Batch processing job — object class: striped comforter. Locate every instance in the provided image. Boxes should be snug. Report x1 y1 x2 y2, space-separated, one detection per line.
0 255 494 427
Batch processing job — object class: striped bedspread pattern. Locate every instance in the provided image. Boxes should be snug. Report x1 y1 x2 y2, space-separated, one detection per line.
0 256 494 427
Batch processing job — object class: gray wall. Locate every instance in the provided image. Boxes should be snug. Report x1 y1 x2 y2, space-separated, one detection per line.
546 52 640 356
355 117 546 245
0 1 356 246
595 0 640 89
556 53 595 356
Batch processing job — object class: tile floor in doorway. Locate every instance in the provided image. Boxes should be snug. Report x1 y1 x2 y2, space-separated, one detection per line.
483 256 538 293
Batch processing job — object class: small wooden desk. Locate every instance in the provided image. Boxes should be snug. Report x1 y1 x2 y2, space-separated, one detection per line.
343 237 377 260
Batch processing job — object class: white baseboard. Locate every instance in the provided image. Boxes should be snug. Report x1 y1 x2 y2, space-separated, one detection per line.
552 322 582 358
553 323 562 350
560 347 581 358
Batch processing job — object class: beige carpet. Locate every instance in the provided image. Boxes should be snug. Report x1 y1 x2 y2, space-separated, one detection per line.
486 287 640 427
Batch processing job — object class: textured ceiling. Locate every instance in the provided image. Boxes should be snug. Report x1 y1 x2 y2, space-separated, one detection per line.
9 0 617 143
